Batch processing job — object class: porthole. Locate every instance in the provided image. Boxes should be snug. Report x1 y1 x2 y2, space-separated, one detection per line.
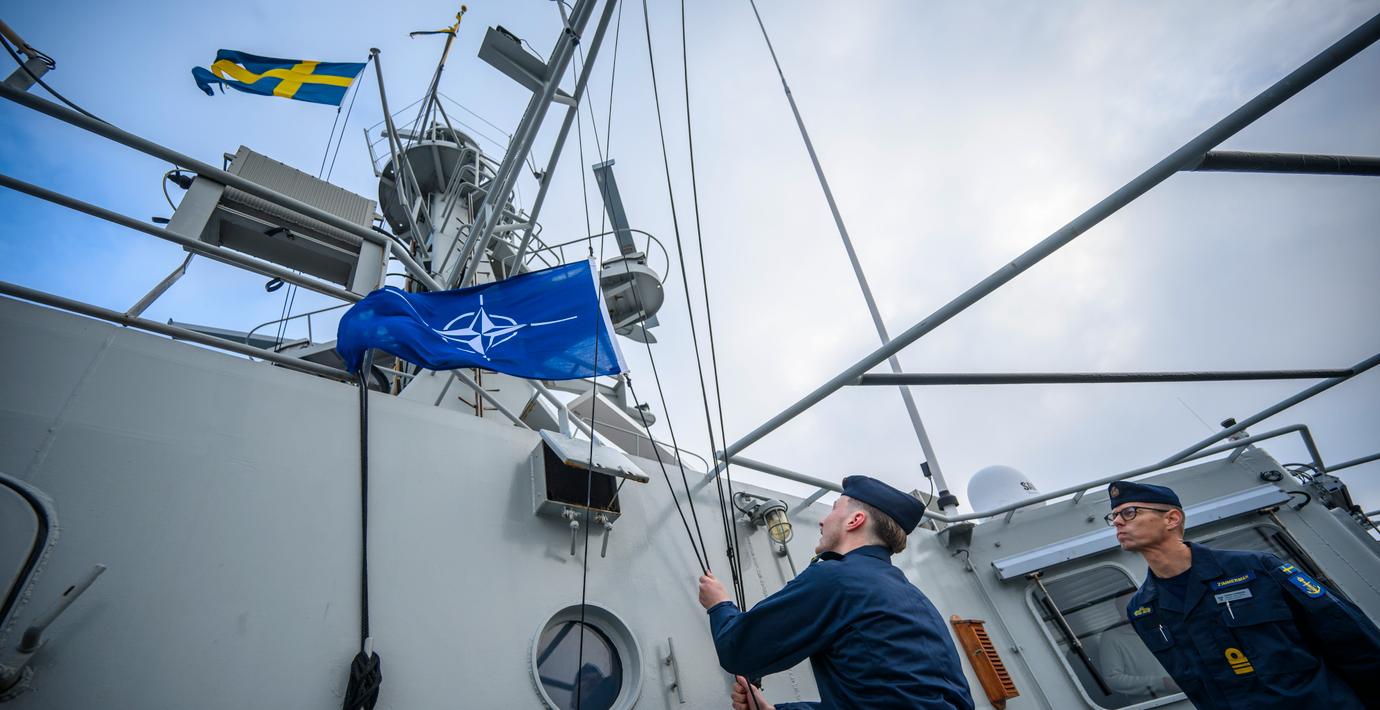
531 604 642 710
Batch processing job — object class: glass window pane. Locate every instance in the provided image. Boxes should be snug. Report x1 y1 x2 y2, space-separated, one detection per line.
1032 566 1179 709
536 621 623 710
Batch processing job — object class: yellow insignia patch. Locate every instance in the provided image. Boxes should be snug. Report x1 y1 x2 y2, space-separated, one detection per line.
1132 606 1153 618
1225 647 1254 675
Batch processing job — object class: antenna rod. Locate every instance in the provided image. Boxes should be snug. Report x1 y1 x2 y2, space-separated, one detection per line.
744 0 951 498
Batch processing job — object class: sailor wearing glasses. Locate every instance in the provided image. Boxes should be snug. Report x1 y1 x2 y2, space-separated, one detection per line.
1108 480 1380 709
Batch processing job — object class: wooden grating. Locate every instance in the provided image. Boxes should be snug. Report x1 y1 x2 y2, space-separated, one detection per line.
950 616 1019 709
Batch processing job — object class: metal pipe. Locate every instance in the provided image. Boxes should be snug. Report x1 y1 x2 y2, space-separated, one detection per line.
370 48 426 241
1330 451 1380 473
454 0 608 287
1157 351 1380 467
727 424 1326 524
530 379 615 448
508 0 621 277
745 0 950 495
451 369 533 430
729 456 842 493
938 424 1322 523
125 252 194 317
0 171 361 303
1187 150 1380 176
0 281 353 382
854 368 1356 386
719 13 1380 462
0 82 441 292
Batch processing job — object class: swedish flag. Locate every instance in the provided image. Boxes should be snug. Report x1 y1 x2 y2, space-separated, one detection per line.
192 50 365 106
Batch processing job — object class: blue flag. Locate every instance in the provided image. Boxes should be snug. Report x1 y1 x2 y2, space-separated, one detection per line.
336 259 627 380
192 50 366 106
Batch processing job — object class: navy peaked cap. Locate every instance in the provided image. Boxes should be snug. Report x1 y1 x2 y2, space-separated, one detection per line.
1107 480 1181 509
842 475 926 534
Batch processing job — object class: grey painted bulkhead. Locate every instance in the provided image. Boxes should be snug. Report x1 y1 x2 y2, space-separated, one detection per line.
0 296 843 708
6 295 1375 708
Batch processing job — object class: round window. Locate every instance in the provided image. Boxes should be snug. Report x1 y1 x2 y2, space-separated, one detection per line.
531 605 642 710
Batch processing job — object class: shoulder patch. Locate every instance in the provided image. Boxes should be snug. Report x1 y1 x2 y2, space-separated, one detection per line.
1212 571 1255 590
1281 566 1326 598
1131 605 1153 618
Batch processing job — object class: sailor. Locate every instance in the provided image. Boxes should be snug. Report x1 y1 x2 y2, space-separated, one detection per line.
696 475 974 710
1109 479 1380 709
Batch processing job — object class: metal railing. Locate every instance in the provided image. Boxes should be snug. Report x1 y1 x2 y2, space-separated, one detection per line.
570 417 711 473
244 303 351 350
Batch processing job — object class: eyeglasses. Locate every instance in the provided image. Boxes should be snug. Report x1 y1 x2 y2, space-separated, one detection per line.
1104 506 1174 525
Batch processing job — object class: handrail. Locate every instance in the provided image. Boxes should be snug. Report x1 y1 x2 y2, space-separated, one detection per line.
729 424 1330 524
515 228 673 283
0 281 351 382
571 417 711 472
0 172 361 304
244 303 351 349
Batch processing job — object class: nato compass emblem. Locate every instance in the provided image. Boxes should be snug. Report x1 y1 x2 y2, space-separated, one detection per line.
432 295 576 359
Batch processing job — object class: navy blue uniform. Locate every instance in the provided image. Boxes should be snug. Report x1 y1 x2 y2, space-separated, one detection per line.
705 545 974 709
1127 542 1380 709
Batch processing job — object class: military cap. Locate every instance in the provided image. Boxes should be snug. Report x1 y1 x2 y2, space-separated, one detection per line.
1107 480 1181 509
842 475 926 534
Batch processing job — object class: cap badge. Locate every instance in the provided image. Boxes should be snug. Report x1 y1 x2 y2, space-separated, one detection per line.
1110 486 1120 497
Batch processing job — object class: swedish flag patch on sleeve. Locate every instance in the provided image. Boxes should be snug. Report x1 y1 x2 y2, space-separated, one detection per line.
1281 564 1326 598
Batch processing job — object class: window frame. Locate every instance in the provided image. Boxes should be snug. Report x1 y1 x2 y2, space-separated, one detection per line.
529 603 642 710
1023 562 1184 710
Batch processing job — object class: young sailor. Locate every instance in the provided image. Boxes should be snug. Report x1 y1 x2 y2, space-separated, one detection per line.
1109 480 1380 708
696 475 974 710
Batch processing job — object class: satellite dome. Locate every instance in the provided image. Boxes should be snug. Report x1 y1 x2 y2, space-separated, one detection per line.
967 465 1043 513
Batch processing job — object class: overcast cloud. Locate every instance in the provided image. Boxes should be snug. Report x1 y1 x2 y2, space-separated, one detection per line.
1 0 1377 514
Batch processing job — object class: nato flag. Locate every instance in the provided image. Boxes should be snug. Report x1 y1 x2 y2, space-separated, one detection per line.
336 259 626 380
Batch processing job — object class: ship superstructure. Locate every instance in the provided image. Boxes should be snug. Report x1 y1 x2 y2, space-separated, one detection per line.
1 3 1378 709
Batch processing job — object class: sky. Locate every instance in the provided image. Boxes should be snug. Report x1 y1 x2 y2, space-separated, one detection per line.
1 0 1377 516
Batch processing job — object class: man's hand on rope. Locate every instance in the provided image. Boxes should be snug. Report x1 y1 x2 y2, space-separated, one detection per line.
732 676 773 710
698 572 731 610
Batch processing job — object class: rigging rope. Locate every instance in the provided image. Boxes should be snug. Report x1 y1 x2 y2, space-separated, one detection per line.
275 63 370 351
341 351 382 710
679 0 750 607
639 0 748 611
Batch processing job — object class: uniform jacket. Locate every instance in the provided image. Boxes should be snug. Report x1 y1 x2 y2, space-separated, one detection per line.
1127 541 1380 709
705 544 974 710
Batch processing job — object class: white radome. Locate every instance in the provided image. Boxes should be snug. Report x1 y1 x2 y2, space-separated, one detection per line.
967 465 1044 513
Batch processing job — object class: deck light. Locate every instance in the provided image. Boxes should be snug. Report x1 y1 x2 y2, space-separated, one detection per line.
733 492 793 544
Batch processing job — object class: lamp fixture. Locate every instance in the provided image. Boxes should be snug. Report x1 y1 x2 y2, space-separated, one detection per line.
732 492 793 545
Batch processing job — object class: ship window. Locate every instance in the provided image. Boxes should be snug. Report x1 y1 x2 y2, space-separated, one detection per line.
531 604 642 710
1191 524 1310 572
1027 565 1181 709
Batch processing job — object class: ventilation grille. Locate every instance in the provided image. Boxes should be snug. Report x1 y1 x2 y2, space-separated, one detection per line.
950 616 1019 709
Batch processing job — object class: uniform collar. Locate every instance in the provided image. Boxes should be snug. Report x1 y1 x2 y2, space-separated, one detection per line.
1149 541 1221 613
846 544 892 561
